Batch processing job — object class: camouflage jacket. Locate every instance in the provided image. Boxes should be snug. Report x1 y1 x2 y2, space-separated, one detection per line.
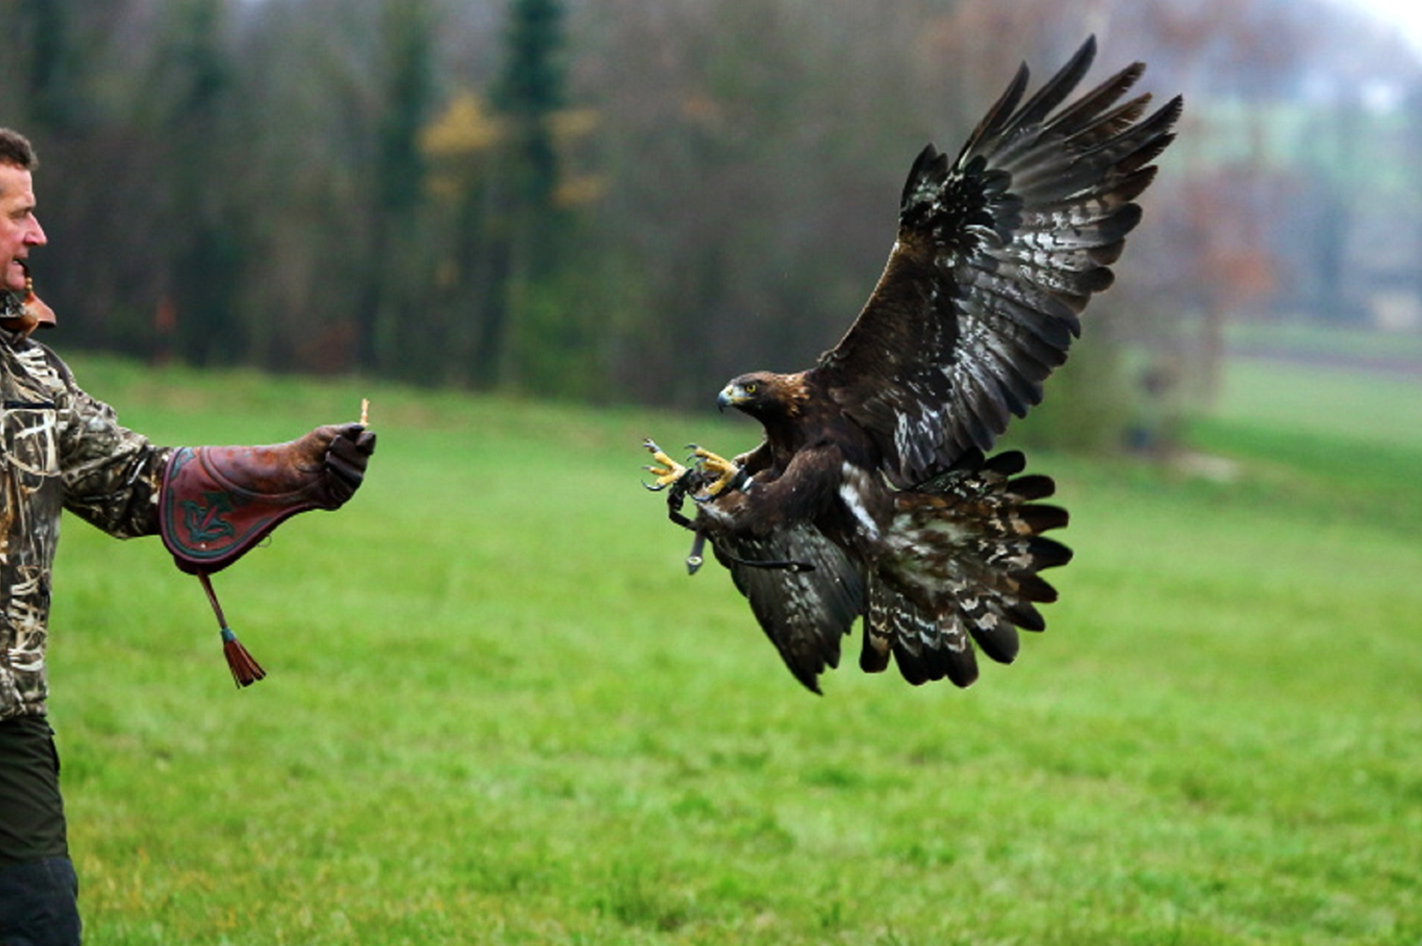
0 297 170 719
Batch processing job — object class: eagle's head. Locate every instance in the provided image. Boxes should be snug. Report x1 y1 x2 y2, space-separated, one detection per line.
717 371 808 423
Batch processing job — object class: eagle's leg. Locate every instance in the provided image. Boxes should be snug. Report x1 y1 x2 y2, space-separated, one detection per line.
689 445 744 500
642 438 689 491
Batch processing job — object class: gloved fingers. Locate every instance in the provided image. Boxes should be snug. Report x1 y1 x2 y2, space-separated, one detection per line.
327 424 379 496
331 421 367 443
326 438 367 486
330 426 374 460
310 423 374 459
328 424 375 455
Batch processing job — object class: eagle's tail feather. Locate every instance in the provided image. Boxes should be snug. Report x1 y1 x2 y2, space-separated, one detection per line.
863 580 980 687
870 450 1071 687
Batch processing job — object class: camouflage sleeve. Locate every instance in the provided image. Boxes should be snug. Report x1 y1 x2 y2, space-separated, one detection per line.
49 354 172 539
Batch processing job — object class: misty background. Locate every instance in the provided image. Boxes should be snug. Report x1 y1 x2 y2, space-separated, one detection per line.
2 0 1418 452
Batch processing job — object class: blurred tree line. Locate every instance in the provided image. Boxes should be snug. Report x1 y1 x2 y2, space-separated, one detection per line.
2 0 1417 450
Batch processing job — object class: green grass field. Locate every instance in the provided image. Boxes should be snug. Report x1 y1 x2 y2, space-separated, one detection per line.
44 351 1422 945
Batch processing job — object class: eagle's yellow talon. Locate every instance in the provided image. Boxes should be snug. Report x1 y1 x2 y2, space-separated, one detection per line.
642 438 689 491
690 446 742 499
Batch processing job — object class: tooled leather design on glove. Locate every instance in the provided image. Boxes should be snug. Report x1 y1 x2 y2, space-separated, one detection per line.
160 422 377 575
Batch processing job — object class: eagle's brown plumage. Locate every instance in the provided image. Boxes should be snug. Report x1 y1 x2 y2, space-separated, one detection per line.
646 37 1181 693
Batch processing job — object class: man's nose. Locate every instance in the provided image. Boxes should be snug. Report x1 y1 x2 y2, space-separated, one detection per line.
26 218 46 246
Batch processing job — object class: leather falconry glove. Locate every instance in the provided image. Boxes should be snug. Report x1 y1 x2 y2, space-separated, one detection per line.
159 423 377 685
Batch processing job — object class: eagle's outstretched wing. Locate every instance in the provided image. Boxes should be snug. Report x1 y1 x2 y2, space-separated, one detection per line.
713 521 864 694
812 37 1182 488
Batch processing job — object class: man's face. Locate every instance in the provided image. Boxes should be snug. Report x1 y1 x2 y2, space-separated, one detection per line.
0 162 46 293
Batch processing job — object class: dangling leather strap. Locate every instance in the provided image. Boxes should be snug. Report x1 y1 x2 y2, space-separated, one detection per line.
198 571 266 688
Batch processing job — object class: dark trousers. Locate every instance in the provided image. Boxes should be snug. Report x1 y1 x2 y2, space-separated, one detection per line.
0 858 79 946
0 716 80 946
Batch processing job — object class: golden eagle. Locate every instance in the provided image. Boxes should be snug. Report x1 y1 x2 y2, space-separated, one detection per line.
645 37 1182 693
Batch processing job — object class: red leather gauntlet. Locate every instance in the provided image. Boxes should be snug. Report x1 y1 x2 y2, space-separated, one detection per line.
160 423 376 575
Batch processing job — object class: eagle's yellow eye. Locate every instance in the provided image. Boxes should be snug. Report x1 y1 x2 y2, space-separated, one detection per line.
745 382 758 395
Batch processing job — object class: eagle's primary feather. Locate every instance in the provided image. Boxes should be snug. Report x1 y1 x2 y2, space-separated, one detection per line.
647 37 1181 692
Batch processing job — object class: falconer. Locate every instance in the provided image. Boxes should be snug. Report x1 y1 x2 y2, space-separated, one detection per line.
0 127 376 944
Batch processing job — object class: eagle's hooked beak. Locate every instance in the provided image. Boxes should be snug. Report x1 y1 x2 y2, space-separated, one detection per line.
717 383 743 412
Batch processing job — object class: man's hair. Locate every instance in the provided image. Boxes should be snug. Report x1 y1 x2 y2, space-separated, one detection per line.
0 128 39 171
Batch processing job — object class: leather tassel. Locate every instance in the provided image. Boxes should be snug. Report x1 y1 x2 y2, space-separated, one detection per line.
22 268 57 331
221 626 267 688
199 571 266 687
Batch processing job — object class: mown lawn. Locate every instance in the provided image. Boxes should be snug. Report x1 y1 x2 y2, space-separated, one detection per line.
44 352 1422 945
